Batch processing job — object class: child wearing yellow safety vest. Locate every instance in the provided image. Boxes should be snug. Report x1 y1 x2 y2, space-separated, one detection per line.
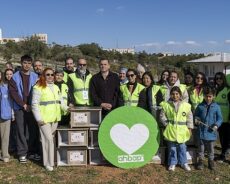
160 86 194 171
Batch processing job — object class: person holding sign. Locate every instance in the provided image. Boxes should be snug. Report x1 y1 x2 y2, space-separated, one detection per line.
120 69 145 107
31 68 68 171
160 86 193 171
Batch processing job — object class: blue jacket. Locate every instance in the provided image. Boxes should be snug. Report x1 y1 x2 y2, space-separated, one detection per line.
195 101 223 141
0 84 12 120
12 71 38 110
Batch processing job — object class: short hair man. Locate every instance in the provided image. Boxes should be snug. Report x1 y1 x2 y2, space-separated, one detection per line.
63 57 75 82
8 55 40 163
33 60 43 76
68 58 92 106
89 59 121 118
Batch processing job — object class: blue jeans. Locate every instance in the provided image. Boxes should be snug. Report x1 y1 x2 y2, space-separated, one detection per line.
167 141 188 166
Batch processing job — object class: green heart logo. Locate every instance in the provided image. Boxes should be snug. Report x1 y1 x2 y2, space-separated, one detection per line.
99 106 160 169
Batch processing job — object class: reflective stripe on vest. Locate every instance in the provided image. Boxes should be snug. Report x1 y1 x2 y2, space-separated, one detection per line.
39 100 61 105
215 87 230 122
69 73 92 105
160 101 191 143
189 88 204 111
33 84 61 123
120 83 145 106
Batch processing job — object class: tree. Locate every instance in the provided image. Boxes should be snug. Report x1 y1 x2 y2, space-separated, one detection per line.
20 36 48 59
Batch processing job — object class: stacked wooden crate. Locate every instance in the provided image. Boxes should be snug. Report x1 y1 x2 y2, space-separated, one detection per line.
56 107 107 166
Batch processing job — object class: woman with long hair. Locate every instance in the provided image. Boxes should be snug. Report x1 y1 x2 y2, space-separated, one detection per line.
31 68 68 171
214 72 230 162
188 72 207 112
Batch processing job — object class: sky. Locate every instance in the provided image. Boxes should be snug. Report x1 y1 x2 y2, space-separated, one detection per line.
1 0 230 54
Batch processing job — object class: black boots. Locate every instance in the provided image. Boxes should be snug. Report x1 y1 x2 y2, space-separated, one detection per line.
208 160 215 170
196 159 204 170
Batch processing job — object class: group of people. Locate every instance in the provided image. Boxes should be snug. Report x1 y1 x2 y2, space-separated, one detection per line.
0 55 229 172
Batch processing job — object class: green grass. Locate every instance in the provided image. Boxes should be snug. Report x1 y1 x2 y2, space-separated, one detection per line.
0 153 229 184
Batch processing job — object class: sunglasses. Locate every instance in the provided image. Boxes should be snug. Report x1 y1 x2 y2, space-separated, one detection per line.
127 74 135 78
46 73 54 76
196 77 203 80
78 64 86 66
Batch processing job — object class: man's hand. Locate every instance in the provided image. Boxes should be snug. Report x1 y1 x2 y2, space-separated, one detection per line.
101 103 112 110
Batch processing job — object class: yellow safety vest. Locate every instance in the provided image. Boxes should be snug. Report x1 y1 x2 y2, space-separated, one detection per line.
69 73 92 105
189 88 204 112
33 84 61 123
160 101 191 143
160 84 187 101
215 87 230 123
60 83 69 115
63 71 69 83
120 83 145 106
151 85 161 106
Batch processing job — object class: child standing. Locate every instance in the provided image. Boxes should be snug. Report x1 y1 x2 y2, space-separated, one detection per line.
160 86 193 171
195 87 223 170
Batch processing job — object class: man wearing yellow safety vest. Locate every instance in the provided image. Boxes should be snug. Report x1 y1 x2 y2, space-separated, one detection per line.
160 71 189 102
160 86 193 171
120 69 145 107
63 57 75 83
68 58 92 106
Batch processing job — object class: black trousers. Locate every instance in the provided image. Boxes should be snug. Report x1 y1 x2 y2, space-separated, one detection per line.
218 123 230 156
15 110 40 157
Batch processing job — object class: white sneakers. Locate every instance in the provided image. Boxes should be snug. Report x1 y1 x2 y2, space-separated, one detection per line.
168 165 175 171
168 164 191 171
45 166 54 171
181 163 191 171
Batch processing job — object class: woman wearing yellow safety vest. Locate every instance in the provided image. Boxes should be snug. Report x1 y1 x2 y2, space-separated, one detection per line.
214 72 230 162
120 69 145 106
160 86 193 171
31 68 68 171
138 71 163 121
188 72 207 112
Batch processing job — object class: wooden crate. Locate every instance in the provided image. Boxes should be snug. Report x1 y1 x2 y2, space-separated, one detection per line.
57 148 87 166
68 130 88 146
89 128 99 147
57 128 88 147
186 146 197 164
150 147 166 165
70 107 102 128
88 147 108 165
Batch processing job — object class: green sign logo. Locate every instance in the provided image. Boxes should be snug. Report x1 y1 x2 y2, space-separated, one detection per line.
98 106 160 169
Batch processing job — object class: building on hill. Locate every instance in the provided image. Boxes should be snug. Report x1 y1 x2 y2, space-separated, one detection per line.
104 48 135 54
0 28 48 44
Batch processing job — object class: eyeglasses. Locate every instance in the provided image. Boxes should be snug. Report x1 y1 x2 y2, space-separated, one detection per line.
196 77 203 80
78 64 86 66
215 77 223 80
127 74 135 78
46 73 54 76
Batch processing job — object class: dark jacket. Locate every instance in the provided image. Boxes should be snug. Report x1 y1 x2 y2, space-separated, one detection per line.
89 71 121 115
